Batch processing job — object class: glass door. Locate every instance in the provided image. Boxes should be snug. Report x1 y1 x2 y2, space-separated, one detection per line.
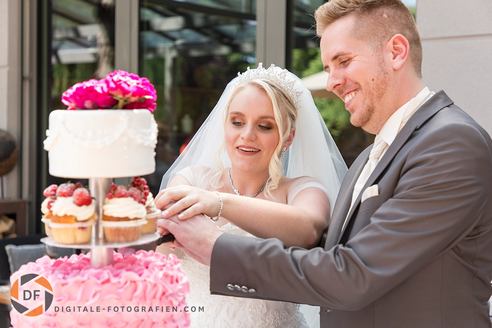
140 0 257 195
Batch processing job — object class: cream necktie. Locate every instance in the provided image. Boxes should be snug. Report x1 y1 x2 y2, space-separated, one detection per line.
352 135 387 205
343 135 388 231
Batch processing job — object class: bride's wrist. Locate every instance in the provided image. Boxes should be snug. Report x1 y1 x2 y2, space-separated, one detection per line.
210 191 223 221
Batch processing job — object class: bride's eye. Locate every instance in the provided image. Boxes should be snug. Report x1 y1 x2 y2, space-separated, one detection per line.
232 121 243 126
259 125 272 131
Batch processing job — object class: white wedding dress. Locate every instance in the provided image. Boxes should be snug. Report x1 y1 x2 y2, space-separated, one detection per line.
178 166 324 328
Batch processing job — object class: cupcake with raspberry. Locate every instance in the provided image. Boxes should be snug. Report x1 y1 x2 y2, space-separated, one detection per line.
131 177 160 234
41 184 58 237
102 183 147 243
50 182 96 244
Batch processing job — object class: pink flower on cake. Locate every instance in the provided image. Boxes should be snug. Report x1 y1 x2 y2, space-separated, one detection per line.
106 70 157 112
61 70 157 112
62 79 118 110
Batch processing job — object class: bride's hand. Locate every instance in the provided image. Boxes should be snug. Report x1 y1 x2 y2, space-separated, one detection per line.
157 213 221 265
155 185 220 220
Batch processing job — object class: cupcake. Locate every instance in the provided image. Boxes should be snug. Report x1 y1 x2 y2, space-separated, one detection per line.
131 177 159 234
41 184 58 237
50 183 96 244
143 192 160 234
102 184 147 243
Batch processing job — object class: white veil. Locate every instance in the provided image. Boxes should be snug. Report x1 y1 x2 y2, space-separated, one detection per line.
160 64 347 328
160 64 347 206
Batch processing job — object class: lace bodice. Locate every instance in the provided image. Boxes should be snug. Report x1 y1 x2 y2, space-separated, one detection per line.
180 223 309 328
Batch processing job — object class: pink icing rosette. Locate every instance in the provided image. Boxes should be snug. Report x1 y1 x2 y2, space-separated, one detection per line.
10 251 190 328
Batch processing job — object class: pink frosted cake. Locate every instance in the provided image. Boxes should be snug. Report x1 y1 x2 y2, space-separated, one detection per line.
10 251 190 327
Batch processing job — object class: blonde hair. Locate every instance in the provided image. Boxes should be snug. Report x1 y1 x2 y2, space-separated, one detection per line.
215 79 297 198
314 0 422 78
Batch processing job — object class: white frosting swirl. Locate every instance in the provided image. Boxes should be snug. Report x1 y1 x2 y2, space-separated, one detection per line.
103 197 146 219
41 198 51 215
145 192 155 209
51 197 95 221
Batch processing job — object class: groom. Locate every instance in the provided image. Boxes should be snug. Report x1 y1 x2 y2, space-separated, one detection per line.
158 1 492 327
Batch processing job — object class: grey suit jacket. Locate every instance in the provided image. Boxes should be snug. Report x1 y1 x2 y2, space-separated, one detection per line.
210 91 492 328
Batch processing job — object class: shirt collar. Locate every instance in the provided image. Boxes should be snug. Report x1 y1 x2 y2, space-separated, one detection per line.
378 87 434 147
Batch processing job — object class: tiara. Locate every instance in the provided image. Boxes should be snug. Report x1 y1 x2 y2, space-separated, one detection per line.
234 63 303 108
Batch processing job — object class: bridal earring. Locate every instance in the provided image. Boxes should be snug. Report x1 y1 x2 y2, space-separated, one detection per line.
279 147 287 161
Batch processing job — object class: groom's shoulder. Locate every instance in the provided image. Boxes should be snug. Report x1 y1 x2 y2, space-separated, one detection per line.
425 102 491 143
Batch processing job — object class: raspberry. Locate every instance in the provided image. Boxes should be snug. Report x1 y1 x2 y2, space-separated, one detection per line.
131 177 140 188
128 187 143 203
114 185 129 198
47 199 55 210
57 183 76 197
110 184 117 191
43 184 58 198
75 182 84 189
73 188 92 206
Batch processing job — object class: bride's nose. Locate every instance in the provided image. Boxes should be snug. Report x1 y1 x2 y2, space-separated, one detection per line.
241 124 256 141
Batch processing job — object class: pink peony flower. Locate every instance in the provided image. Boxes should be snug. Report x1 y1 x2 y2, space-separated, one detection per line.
61 70 157 112
61 79 118 110
105 70 157 112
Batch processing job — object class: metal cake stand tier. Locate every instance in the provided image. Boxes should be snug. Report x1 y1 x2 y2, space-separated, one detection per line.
41 177 159 267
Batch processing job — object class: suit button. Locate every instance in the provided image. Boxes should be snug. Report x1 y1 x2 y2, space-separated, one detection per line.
324 309 333 313
227 284 234 291
248 288 256 293
234 284 241 291
241 286 248 293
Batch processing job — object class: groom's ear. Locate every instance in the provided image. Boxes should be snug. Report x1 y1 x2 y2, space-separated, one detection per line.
283 129 296 149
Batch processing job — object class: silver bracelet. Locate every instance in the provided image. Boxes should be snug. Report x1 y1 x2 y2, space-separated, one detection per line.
211 191 223 222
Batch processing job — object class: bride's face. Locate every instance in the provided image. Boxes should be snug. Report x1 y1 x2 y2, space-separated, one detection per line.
225 85 280 174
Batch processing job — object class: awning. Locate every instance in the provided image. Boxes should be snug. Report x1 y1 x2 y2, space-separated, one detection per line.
300 71 338 99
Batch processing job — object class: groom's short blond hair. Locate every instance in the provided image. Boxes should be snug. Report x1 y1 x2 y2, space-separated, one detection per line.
315 0 422 78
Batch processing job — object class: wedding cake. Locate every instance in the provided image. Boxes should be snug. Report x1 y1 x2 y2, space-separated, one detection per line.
44 109 158 178
10 71 190 327
9 251 190 327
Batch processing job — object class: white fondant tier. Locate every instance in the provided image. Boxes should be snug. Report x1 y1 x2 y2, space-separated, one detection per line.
44 110 158 178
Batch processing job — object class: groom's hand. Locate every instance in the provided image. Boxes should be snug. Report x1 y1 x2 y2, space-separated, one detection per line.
157 213 223 265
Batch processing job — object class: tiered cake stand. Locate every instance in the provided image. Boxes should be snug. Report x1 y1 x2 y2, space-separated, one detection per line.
42 177 161 266
41 109 165 266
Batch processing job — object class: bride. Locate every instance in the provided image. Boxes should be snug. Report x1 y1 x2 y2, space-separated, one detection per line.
156 64 347 327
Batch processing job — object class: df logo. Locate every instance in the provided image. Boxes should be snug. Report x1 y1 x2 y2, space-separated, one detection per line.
10 274 53 316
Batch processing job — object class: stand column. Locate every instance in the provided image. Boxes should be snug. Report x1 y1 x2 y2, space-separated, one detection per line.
89 177 113 266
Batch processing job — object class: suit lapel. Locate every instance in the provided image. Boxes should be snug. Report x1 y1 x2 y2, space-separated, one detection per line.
334 91 454 245
324 146 371 248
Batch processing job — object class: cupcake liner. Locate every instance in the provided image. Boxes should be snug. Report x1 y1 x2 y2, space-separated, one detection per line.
142 216 158 234
102 218 146 243
49 220 95 245
41 217 52 237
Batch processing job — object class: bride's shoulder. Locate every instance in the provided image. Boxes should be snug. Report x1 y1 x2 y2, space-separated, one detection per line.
279 176 320 188
275 176 326 204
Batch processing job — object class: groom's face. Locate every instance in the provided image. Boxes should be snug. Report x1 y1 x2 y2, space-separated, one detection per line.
320 14 392 135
